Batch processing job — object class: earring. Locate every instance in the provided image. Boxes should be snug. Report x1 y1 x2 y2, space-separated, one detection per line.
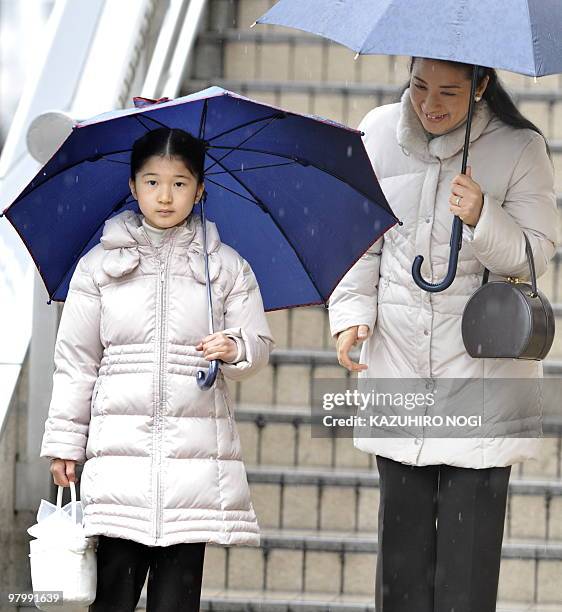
475 95 482 102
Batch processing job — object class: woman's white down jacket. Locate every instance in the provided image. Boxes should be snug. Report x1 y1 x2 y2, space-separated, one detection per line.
329 89 558 469
40 209 275 547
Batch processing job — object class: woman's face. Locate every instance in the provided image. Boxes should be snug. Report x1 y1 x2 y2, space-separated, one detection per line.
409 59 488 135
129 155 204 229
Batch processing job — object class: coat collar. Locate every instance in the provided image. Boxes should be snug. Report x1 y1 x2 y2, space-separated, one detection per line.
100 209 221 252
99 210 222 279
396 87 494 162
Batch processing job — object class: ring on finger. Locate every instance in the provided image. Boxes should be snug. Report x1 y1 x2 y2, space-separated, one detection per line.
455 195 462 207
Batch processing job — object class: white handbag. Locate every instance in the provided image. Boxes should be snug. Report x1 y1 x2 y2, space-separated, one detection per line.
28 481 98 610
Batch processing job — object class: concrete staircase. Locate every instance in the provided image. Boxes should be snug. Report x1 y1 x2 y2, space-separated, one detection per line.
147 0 562 610
13 1 562 610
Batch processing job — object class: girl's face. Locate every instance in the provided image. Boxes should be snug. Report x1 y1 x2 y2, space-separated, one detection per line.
129 155 204 229
409 59 489 135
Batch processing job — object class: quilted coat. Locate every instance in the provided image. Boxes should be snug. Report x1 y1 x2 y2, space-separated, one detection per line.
40 209 275 547
329 88 558 469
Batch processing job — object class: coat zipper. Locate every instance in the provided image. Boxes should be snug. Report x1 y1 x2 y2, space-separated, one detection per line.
141 227 177 543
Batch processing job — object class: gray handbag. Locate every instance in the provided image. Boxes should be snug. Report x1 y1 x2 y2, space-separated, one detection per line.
461 232 555 360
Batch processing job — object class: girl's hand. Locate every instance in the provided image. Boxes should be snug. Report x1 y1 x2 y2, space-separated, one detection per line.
449 166 484 227
336 325 369 372
196 332 238 363
50 458 78 487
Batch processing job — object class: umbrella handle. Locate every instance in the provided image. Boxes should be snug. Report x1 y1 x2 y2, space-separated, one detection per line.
196 192 220 390
412 64 480 293
412 216 463 292
197 360 220 390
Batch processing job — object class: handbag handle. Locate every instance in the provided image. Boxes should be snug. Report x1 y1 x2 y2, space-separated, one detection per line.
57 481 77 524
482 232 537 297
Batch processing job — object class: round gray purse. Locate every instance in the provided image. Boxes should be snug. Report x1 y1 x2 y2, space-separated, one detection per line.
461 232 555 360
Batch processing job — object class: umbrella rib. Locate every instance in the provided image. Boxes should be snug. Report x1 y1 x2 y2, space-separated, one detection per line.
10 149 134 206
98 158 130 166
205 161 297 176
49 192 134 300
198 98 209 139
205 114 285 174
204 177 263 206
205 150 325 304
133 113 170 131
205 151 268 212
210 145 393 215
207 112 286 143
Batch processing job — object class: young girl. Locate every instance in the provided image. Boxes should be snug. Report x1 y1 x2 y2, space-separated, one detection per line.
330 58 557 611
40 128 275 611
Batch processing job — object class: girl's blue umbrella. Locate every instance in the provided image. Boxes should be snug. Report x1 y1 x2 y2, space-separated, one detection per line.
256 0 562 292
1 87 397 388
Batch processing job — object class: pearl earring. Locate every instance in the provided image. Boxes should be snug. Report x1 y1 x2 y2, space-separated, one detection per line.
475 95 482 102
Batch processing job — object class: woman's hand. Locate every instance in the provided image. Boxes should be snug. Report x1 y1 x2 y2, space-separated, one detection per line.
196 332 238 363
449 166 484 227
50 459 78 487
336 325 369 372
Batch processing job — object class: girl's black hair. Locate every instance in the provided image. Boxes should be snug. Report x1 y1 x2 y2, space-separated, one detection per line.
130 127 207 182
400 57 551 157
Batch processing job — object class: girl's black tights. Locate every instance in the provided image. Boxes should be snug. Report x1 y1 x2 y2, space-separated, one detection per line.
89 535 206 612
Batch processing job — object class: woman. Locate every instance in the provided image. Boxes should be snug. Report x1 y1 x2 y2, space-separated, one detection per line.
329 58 558 611
40 128 275 611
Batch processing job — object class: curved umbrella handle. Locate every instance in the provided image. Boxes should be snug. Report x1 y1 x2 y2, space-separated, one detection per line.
412 216 463 292
196 192 220 390
197 360 220 390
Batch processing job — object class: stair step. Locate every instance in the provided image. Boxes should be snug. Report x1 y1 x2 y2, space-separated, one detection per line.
251 348 562 374
234 403 562 478
189 75 562 145
195 530 562 603
16 592 562 611
245 464 562 540
196 25 562 95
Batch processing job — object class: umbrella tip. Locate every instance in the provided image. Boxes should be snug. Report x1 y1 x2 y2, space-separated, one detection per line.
354 52 360 60
398 220 404 226
47 299 52 305
250 21 257 28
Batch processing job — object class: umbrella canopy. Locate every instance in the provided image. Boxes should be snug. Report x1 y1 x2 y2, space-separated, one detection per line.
256 0 562 292
1 87 397 310
256 0 562 76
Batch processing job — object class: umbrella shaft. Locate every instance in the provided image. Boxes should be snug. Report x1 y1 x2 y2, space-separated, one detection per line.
460 65 480 174
200 197 215 336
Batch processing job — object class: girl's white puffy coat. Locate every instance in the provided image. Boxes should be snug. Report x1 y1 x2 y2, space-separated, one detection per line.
40 210 275 547
329 89 558 469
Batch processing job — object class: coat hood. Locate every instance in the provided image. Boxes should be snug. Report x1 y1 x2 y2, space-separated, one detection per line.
397 87 494 162
99 209 222 282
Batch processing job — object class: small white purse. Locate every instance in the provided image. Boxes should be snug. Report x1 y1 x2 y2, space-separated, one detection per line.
28 481 98 610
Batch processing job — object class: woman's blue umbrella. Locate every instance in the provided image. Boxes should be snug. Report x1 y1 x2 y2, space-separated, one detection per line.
256 0 562 292
1 86 397 388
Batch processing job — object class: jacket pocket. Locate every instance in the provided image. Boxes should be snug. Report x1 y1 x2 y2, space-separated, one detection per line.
378 277 390 302
90 378 103 414
222 389 235 438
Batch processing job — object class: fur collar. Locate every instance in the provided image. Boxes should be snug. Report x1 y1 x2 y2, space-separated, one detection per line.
396 87 494 162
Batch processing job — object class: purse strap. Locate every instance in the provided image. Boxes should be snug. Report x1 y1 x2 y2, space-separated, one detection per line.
482 232 537 296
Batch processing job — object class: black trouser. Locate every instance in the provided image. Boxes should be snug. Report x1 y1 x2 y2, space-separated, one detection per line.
89 535 206 612
375 455 511 612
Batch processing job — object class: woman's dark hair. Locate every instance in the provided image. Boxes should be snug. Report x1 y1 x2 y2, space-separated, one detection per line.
400 57 551 157
130 127 206 181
